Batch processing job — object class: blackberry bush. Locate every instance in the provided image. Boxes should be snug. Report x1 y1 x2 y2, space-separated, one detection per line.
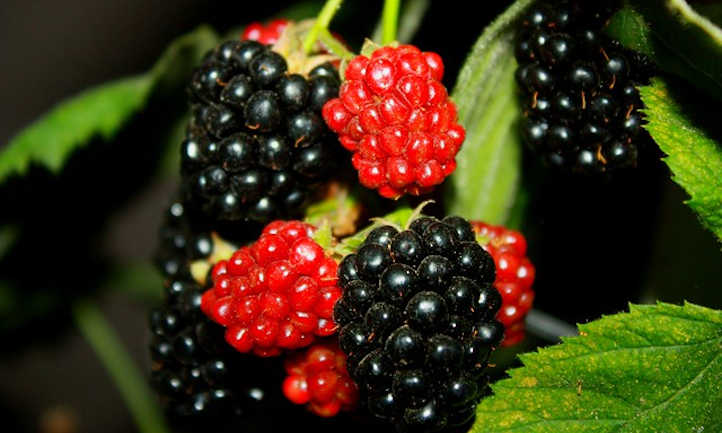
514 0 654 173
334 215 503 432
182 38 342 222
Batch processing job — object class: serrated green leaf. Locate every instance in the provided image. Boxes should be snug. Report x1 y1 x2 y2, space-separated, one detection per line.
0 26 219 184
640 78 722 243
617 0 722 100
606 6 655 56
444 0 532 225
473 302 722 433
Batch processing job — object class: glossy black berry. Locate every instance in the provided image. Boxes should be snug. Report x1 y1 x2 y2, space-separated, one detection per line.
390 230 426 267
308 76 340 111
276 74 309 111
422 222 458 256
357 244 392 282
338 254 361 286
248 51 287 87
184 41 341 223
309 62 340 81
220 75 254 109
441 216 475 242
514 0 654 174
380 263 418 306
219 133 255 173
335 216 500 432
286 111 323 146
244 91 281 132
256 135 290 170
366 225 400 249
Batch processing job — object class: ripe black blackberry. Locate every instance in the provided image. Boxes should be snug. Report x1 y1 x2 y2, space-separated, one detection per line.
334 216 503 432
151 200 282 428
182 39 341 222
514 0 654 174
149 287 283 423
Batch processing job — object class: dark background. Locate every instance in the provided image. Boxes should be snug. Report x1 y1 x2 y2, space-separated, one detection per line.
1 1 720 433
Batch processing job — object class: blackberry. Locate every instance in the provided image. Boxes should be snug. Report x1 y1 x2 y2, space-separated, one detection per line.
150 200 282 427
183 40 342 222
335 216 503 432
514 0 655 174
149 290 282 423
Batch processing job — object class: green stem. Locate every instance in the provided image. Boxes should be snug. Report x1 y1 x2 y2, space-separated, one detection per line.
381 0 401 44
73 300 169 433
303 0 344 54
319 28 355 60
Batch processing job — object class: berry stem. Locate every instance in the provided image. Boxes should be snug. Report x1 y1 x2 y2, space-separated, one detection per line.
381 0 401 44
303 0 344 54
73 300 170 433
319 28 355 60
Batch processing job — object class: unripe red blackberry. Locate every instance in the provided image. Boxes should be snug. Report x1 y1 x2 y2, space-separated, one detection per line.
282 340 359 417
334 215 502 432
322 44 464 199
183 38 342 223
514 0 654 174
472 222 535 346
241 19 289 46
200 220 342 357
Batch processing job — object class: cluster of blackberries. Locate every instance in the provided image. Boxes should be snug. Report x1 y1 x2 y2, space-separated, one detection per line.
334 216 503 432
514 0 654 173
182 39 342 222
150 200 281 426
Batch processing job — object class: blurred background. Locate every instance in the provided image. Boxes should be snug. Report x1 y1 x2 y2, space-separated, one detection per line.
0 1 720 432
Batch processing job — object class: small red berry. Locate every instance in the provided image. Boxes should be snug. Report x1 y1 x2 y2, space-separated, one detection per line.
200 221 341 356
322 44 464 198
282 341 359 417
472 221 536 346
241 19 289 45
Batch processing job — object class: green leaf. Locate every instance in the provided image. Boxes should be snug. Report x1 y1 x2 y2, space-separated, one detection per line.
444 0 532 225
473 302 722 433
0 26 219 184
613 1 722 100
606 6 655 56
640 78 722 243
